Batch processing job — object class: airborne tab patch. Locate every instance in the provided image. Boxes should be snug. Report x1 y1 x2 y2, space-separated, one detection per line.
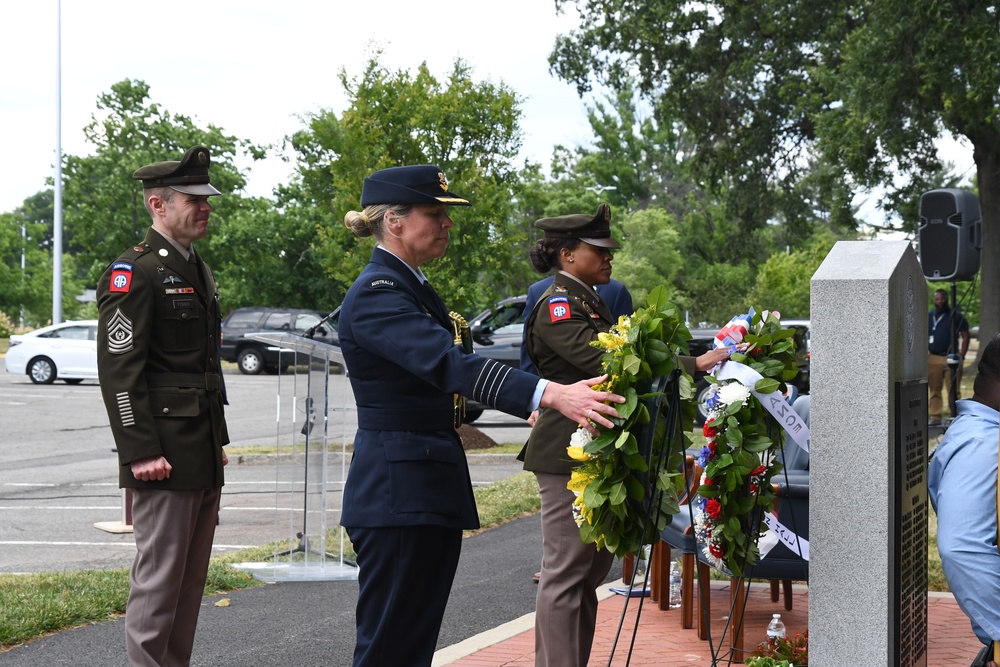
548 296 571 323
110 262 133 293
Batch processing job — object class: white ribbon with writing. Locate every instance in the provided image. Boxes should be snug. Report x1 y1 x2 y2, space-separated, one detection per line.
762 512 810 561
714 360 810 560
715 361 810 452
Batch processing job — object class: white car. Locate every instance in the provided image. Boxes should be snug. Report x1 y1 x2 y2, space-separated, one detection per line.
5 320 99 384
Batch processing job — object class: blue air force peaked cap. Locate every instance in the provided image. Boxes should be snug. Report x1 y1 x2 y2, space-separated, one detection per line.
361 165 471 207
132 145 222 196
535 203 620 249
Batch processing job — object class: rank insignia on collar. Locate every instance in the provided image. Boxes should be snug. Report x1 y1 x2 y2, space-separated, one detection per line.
554 285 568 293
163 275 184 284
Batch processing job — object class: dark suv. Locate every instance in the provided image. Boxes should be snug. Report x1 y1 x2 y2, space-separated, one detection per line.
220 307 338 374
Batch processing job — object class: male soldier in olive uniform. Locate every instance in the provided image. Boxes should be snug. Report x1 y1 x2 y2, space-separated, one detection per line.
96 145 229 667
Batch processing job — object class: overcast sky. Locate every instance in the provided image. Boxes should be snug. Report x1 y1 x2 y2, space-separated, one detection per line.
1 1 977 221
0 0 598 213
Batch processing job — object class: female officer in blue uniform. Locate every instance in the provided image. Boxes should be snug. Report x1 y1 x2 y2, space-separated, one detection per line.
338 165 626 667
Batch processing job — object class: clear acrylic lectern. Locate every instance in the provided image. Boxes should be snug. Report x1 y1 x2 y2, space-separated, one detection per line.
234 332 358 582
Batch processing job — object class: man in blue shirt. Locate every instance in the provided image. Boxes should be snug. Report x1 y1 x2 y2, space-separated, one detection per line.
928 288 970 426
929 334 1000 664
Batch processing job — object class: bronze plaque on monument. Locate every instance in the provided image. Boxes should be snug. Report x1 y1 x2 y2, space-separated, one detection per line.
892 379 928 667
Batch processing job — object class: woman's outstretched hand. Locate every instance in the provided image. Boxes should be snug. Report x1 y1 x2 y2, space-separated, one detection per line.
540 374 624 430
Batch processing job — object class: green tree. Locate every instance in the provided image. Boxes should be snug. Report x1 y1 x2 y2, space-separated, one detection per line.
551 0 999 342
287 56 530 315
207 196 334 312
549 0 854 242
817 0 1000 346
60 79 265 284
749 236 839 319
550 83 695 213
0 195 87 327
610 207 683 306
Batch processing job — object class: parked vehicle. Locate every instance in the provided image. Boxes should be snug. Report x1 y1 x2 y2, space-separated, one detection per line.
220 307 338 375
463 296 529 421
4 320 99 384
469 295 526 368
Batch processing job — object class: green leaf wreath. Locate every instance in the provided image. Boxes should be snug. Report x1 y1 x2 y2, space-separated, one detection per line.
693 309 800 577
567 286 698 558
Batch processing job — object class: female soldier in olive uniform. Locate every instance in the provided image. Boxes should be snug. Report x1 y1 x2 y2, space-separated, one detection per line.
338 166 625 667
523 205 731 667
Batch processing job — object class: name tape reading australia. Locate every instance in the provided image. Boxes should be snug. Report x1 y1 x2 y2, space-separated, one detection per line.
370 279 396 289
107 308 134 354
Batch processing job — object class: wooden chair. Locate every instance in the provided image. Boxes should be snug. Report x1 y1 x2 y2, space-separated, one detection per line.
689 482 809 653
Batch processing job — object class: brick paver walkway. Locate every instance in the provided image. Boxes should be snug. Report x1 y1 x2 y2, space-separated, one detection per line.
443 582 982 666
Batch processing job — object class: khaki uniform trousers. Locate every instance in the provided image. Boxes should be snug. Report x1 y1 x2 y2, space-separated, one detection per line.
126 487 221 666
928 353 962 420
534 472 615 667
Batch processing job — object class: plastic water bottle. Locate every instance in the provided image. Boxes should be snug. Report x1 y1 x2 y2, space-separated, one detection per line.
633 545 650 582
766 613 786 640
668 559 682 608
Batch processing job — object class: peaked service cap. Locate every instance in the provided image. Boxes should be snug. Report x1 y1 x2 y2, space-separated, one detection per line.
361 165 470 207
132 145 221 196
534 203 620 249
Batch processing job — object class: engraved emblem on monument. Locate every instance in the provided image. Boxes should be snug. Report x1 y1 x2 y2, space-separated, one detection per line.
905 275 915 354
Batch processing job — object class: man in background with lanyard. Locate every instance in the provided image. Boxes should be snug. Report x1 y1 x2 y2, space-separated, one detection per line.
928 288 970 427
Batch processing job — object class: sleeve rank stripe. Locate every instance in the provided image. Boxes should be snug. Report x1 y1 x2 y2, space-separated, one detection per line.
116 392 135 427
473 359 512 407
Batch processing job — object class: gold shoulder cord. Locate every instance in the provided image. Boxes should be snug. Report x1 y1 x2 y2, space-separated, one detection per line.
450 311 472 429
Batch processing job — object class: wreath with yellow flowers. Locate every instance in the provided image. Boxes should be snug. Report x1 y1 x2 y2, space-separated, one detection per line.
567 286 698 557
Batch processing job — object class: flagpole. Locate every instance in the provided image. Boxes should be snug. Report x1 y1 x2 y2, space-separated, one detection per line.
52 0 63 325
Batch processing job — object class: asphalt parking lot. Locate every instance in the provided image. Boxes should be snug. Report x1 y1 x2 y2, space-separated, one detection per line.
0 368 529 574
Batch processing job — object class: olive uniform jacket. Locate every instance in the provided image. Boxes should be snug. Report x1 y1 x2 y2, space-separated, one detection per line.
96 228 229 490
339 248 540 530
522 273 616 475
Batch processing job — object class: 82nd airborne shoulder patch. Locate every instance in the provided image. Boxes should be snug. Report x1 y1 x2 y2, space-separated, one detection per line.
109 262 133 293
548 296 571 323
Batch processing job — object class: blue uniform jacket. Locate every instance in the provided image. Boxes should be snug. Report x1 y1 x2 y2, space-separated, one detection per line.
340 248 539 529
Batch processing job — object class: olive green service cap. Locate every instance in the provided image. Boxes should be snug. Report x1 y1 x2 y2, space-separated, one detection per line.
535 203 620 249
361 164 471 207
132 145 222 196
